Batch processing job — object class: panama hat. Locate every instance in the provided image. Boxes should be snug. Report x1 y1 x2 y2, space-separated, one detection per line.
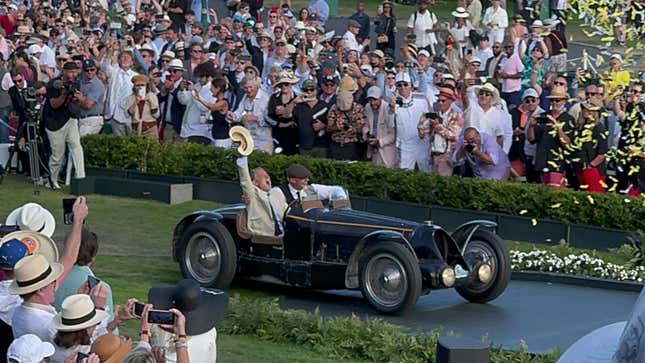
139 43 156 57
168 59 185 71
452 7 470 18
229 126 254 156
148 279 228 335
7 334 55 363
6 203 56 237
52 294 109 332
547 86 569 99
530 20 544 28
1 231 59 264
91 333 132 363
9 254 63 295
473 82 501 104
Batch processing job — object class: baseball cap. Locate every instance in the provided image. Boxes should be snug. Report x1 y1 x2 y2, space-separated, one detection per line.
366 86 382 99
7 334 55 363
0 238 29 270
610 53 623 62
470 57 482 64
82 59 96 70
522 88 539 99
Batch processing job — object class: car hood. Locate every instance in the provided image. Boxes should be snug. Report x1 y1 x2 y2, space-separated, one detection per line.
310 208 420 234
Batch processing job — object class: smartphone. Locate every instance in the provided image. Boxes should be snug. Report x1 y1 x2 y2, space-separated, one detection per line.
137 87 146 98
87 275 100 290
132 301 145 318
147 309 175 325
76 352 88 363
425 112 438 119
63 198 75 225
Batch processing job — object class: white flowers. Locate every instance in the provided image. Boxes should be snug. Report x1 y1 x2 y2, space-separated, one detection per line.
510 249 645 282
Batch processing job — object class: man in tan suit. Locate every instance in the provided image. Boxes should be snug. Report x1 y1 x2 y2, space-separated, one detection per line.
237 157 287 237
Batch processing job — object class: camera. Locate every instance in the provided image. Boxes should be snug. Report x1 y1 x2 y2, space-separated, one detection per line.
465 140 476 152
385 60 394 70
425 112 438 120
396 97 403 106
404 61 414 68
147 310 175 325
63 81 80 95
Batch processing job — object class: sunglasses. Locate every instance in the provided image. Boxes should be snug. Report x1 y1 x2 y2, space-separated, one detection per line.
524 97 537 103
36 92 46 97
551 98 566 103
438 98 449 103
396 82 410 88
478 91 492 96
386 76 395 80
170 69 182 73
554 81 566 86
586 92 599 96
84 68 96 72
493 45 501 49
152 72 162 77
13 78 23 83
303 88 315 92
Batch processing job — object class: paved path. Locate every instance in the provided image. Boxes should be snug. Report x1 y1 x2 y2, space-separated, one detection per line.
254 279 640 353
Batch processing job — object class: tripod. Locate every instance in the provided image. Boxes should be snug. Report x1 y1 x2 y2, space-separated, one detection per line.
25 121 44 195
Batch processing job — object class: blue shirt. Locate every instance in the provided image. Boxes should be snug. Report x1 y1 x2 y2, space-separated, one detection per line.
308 0 329 25
350 11 371 40
53 265 115 323
453 131 510 180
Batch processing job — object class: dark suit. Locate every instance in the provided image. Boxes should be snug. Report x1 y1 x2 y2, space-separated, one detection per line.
159 84 187 134
245 39 265 75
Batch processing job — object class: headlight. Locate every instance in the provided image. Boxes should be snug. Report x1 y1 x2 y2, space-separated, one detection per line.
441 267 455 287
477 264 492 283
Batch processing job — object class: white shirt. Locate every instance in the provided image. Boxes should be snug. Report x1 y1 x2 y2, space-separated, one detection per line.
12 302 57 342
407 10 438 48
0 280 22 325
482 7 509 30
387 93 431 152
179 83 216 140
273 183 348 202
102 60 138 124
475 47 494 71
151 326 217 363
342 30 364 53
232 89 272 153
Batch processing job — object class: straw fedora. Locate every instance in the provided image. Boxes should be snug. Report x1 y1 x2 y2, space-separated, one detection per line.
473 82 501 104
52 294 109 332
229 126 254 156
452 7 470 18
336 76 359 94
9 254 63 295
547 86 569 99
91 333 132 363
6 203 56 237
1 231 59 263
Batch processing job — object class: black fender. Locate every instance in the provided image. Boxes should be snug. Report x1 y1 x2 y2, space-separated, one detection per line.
345 230 416 289
171 211 224 261
451 220 498 256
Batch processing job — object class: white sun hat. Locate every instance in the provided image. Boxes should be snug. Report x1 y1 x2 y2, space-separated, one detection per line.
6 202 56 237
7 334 55 363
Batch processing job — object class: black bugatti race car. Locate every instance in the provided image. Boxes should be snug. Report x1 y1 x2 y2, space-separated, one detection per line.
171 198 511 314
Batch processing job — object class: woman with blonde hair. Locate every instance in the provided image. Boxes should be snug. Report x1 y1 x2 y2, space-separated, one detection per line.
126 75 160 139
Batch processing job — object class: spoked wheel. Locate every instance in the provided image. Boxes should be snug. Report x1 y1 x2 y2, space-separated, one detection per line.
359 242 422 314
178 221 237 288
455 230 510 303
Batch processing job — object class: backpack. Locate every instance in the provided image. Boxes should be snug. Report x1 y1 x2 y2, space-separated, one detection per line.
412 10 436 28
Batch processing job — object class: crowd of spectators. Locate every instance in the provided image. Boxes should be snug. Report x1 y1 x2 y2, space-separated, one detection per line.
1 200 222 363
0 0 642 195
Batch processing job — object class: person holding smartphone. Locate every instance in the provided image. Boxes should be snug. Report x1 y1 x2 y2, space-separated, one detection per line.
126 75 160 139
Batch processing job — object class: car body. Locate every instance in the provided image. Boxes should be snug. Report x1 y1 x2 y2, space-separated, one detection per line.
172 199 511 314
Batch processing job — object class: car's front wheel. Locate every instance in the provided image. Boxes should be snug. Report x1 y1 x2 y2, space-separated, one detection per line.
455 230 511 303
359 242 422 314
178 221 237 289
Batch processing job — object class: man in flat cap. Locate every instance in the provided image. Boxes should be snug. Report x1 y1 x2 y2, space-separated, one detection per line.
343 19 370 53
271 164 348 207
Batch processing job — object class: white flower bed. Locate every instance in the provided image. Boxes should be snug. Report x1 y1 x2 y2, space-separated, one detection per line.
510 249 645 282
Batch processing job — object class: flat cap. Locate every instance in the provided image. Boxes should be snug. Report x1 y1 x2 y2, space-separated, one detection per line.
287 164 312 179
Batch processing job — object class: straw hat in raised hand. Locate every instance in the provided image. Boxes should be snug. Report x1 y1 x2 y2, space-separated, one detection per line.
229 126 255 156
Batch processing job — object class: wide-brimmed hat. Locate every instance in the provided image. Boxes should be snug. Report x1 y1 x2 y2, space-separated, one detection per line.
273 70 299 89
1 231 59 264
168 59 185 71
131 74 148 87
473 83 501 104
148 279 228 335
6 203 56 237
337 76 359 94
139 43 156 56
530 20 544 28
161 50 175 60
369 50 385 58
91 333 132 363
547 86 569 99
256 31 272 41
513 14 525 23
452 7 470 18
52 294 109 332
7 334 55 363
438 86 456 100
9 254 63 295
229 126 254 156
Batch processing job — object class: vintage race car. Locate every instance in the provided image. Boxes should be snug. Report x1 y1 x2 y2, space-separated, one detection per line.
171 197 511 314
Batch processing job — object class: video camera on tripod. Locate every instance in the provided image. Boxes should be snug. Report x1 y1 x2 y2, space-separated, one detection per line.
20 86 49 194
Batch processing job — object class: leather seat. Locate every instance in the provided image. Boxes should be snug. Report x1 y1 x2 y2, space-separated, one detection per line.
236 210 283 246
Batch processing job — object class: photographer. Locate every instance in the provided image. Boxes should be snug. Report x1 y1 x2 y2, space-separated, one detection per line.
70 60 105 137
43 61 85 189
453 127 510 180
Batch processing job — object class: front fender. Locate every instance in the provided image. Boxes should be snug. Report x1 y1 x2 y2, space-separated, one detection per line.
344 230 416 289
171 211 224 261
451 220 498 254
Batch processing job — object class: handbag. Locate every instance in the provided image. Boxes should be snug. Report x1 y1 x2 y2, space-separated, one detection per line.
540 171 566 188
377 34 389 44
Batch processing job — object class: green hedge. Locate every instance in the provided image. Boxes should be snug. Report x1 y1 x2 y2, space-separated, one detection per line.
82 135 644 231
220 295 560 363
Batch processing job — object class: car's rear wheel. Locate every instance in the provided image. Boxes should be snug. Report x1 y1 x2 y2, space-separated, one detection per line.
455 230 510 303
359 242 422 314
178 221 237 289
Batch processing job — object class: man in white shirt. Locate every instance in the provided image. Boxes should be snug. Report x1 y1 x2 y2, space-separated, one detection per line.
464 83 512 154
102 50 138 136
343 20 370 53
407 0 438 54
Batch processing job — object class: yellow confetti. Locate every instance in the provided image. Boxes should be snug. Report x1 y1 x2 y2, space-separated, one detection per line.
600 180 608 189
587 195 595 204
573 198 580 205
531 219 538 226
580 184 589 190
519 210 528 215
551 203 562 208
600 36 614 42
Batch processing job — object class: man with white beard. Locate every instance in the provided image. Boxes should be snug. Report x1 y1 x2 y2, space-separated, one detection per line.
386 72 432 172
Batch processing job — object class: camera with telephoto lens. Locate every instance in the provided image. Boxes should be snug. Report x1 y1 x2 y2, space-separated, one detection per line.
465 140 476 153
385 59 394 70
21 87 40 122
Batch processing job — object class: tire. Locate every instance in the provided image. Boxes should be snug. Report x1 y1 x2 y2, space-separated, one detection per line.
359 242 422 314
178 220 237 289
455 230 511 303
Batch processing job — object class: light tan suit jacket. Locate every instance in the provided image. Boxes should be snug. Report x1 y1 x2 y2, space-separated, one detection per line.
238 158 286 237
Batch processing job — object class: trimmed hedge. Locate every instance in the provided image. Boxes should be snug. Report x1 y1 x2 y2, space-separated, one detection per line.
82 135 644 231
220 295 561 363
